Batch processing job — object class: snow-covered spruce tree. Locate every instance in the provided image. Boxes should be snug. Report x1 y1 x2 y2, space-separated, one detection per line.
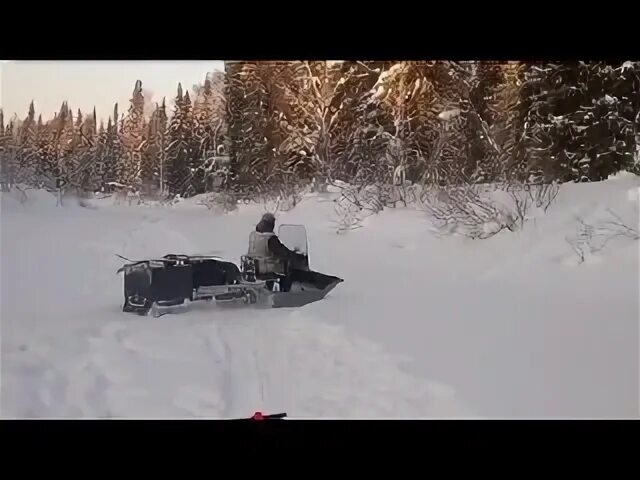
262 61 314 202
465 61 527 184
93 102 123 192
56 102 79 195
424 61 474 186
0 109 4 180
276 61 395 193
89 118 117 192
85 118 106 191
118 80 147 189
14 101 39 186
191 72 228 194
520 61 640 182
28 101 80 200
141 98 168 195
69 108 99 193
164 84 196 197
362 61 421 204
225 61 294 199
25 103 60 192
271 61 338 186
0 108 14 189
182 90 201 195
193 72 227 152
370 61 473 188
103 112 123 191
635 92 640 174
225 61 255 194
82 108 99 190
226 60 340 200
2 118 18 188
329 61 394 184
315 60 401 215
33 114 54 189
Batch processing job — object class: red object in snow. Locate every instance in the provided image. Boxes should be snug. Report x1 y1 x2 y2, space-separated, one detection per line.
252 411 264 420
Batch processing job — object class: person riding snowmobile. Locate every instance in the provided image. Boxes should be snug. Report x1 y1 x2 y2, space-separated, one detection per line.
247 213 306 289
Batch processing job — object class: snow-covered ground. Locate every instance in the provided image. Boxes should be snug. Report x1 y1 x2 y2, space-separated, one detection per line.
1 175 638 418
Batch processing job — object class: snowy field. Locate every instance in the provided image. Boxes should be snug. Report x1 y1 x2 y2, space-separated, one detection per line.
1 175 639 418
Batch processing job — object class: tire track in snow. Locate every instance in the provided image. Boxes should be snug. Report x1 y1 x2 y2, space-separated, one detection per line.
209 316 269 418
202 309 312 418
72 319 230 418
80 215 231 417
110 212 267 418
220 334 234 417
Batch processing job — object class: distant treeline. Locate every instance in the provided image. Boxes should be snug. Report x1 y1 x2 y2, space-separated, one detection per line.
1 61 638 199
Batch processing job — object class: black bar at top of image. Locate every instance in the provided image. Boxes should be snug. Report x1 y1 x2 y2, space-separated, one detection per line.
2 14 638 62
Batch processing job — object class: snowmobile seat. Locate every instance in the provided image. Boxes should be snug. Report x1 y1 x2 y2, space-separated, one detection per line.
191 258 241 288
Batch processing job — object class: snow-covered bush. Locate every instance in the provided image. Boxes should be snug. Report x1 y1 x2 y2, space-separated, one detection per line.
333 195 366 234
566 208 640 264
196 192 238 213
419 178 560 240
420 183 518 239
504 180 560 227
13 184 32 205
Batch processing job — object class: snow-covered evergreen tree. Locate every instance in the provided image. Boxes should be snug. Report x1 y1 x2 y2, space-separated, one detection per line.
102 114 123 190
0 109 10 188
370 61 472 186
15 101 39 185
88 118 108 191
142 98 168 194
118 80 147 188
225 61 278 194
165 84 196 196
192 72 228 192
520 61 640 182
272 61 349 188
466 61 526 183
327 61 393 184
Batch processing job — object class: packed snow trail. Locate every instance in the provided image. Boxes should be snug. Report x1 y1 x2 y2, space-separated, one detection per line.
2 176 638 418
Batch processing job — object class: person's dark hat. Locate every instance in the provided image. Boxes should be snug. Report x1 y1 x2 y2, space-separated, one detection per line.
256 212 276 233
261 213 276 223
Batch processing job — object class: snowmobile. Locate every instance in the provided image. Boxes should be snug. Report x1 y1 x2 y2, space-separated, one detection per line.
117 224 343 317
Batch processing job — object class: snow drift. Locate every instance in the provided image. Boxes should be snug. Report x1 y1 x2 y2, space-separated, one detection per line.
1 174 638 418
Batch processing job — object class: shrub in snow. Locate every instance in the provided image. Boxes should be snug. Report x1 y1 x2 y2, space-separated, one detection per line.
504 180 560 227
420 184 517 239
13 184 32 205
566 209 640 264
333 196 366 234
196 192 238 213
420 179 559 240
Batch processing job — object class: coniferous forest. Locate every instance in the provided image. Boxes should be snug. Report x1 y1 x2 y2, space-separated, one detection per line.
1 61 639 208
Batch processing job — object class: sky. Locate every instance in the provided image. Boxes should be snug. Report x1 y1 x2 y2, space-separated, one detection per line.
0 61 224 123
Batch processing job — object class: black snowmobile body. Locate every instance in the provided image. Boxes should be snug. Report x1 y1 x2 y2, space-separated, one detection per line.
118 225 343 316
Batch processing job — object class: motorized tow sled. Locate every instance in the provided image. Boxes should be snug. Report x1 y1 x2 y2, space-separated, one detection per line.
118 224 343 317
